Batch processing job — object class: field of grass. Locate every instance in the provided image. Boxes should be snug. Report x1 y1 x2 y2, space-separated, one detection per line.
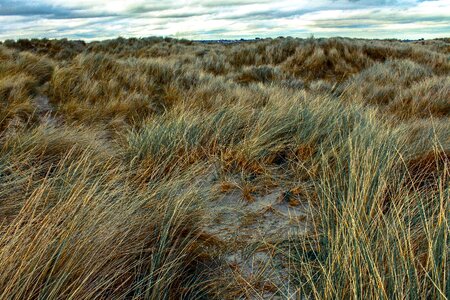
0 36 448 299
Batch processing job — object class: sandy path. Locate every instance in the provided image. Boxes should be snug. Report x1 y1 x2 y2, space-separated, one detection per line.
200 175 313 299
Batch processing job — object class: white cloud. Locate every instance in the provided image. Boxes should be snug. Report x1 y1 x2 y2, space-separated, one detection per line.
0 0 448 40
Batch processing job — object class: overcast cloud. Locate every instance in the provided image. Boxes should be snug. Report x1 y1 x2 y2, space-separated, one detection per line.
0 0 449 40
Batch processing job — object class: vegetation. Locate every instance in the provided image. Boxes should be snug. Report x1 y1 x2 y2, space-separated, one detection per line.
0 36 448 299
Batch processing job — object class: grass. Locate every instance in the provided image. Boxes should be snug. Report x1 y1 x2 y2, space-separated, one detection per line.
0 36 448 299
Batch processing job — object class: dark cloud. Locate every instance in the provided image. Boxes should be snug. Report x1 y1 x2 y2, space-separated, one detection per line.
125 3 177 14
218 8 315 20
310 9 450 29
0 1 71 16
197 0 273 7
149 11 209 19
314 21 377 29
0 0 116 18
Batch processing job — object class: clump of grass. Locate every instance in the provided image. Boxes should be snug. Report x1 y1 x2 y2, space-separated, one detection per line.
291 114 448 299
0 121 208 299
0 46 54 129
234 65 283 84
0 156 205 299
198 50 231 75
339 59 433 105
387 76 450 119
282 38 371 82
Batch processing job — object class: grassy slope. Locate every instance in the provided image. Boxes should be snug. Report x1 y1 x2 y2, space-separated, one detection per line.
0 37 448 299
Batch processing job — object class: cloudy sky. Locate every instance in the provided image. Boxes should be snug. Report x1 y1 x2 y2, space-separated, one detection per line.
0 0 449 40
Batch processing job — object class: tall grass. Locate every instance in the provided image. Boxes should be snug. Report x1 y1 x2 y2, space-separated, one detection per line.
0 146 205 299
0 36 448 299
292 115 448 299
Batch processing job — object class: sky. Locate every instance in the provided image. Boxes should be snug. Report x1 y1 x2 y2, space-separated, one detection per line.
0 0 449 41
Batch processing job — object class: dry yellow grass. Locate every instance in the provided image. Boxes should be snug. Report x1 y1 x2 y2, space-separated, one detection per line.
0 36 448 299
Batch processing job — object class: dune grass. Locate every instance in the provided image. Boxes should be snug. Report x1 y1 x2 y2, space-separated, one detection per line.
0 36 448 299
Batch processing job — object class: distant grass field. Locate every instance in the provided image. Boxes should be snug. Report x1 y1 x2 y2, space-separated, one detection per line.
0 36 448 299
